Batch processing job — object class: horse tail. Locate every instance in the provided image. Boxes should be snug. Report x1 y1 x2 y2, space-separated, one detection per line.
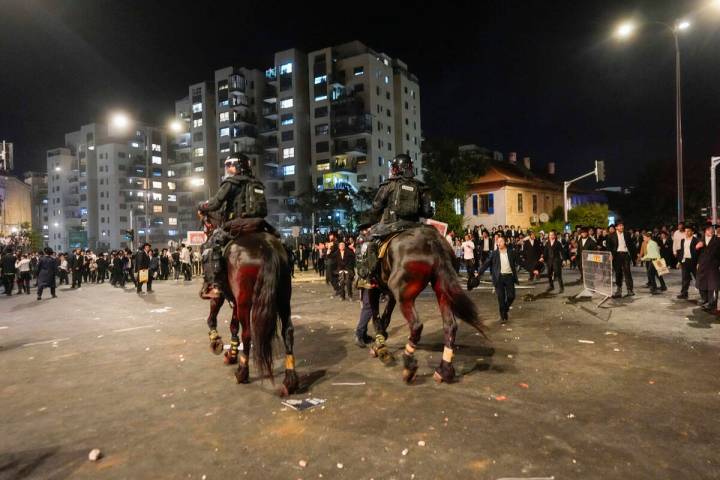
250 237 282 379
432 234 487 338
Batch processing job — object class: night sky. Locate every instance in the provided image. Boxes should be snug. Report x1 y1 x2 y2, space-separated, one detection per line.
1 0 719 186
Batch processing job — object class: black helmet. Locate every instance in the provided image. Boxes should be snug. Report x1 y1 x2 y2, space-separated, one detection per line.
224 153 252 176
390 153 414 178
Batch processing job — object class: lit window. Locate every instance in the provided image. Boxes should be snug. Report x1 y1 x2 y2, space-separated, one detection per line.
167 182 176 190
220 146 230 153
314 75 327 84
281 114 294 126
315 95 328 102
384 75 389 84
282 147 294 159
220 127 230 137
219 100 229 107
353 66 364 76
152 144 161 152
169 217 177 226
193 119 203 128
136 191 144 198
192 103 203 113
167 169 175 177
280 98 294 109
152 156 162 165
194 166 204 172
219 112 229 122
152 181 162 189
168 194 177 202
131 142 140 148
279 62 292 75
193 147 204 157
283 165 295 176
152 193 162 201
153 205 163 213
317 162 330 171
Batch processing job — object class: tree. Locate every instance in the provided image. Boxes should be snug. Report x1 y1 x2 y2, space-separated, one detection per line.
568 203 609 228
422 139 490 232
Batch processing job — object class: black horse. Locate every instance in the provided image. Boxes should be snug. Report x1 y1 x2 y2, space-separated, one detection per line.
370 226 486 383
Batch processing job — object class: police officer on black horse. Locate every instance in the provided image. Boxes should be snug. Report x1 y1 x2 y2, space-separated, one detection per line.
197 153 271 299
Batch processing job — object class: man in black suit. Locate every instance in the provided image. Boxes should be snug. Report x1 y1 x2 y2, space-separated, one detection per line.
607 222 636 298
695 225 720 310
541 230 566 293
478 236 519 323
676 226 698 300
574 227 598 282
70 248 84 288
331 241 355 300
522 230 543 282
134 243 153 294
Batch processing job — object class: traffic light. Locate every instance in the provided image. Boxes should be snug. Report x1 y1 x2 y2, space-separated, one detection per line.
123 229 134 241
595 160 605 182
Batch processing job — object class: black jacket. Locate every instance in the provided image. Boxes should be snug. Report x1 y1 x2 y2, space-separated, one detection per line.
36 255 57 287
521 238 543 270
1 253 17 275
677 237 699 264
134 250 151 272
543 240 566 268
607 231 637 258
330 249 355 272
477 248 519 286
371 176 433 224
199 174 263 221
576 236 598 258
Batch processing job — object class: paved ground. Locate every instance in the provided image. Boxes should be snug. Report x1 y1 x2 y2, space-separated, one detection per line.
1 267 720 479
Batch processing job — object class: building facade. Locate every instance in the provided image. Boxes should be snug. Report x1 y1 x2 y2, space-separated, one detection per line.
0 174 32 235
47 122 179 252
24 171 49 244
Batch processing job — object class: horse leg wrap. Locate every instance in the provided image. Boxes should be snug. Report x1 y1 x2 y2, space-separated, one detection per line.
402 351 418 383
281 368 300 397
434 360 456 384
224 340 240 365
285 355 295 370
442 346 454 363
209 329 223 355
209 329 219 341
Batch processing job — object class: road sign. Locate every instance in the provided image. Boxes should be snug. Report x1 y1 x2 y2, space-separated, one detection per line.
186 231 206 245
425 218 448 237
291 226 301 238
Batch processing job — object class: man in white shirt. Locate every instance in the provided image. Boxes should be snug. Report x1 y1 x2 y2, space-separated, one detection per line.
477 236 519 323
461 234 477 290
672 223 685 269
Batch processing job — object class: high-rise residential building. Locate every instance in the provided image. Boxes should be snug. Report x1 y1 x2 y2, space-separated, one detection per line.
47 122 178 252
24 171 49 243
308 41 422 194
0 141 13 173
173 81 217 236
173 41 420 233
0 174 31 236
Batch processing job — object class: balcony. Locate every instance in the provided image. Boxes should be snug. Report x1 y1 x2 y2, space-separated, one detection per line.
331 93 365 117
235 144 263 155
231 111 256 125
330 157 357 173
258 121 277 136
263 85 277 103
331 113 373 137
229 74 245 93
262 136 279 151
263 154 279 167
262 167 283 180
265 67 277 83
262 104 278 120
329 70 346 87
334 139 368 156
232 126 257 139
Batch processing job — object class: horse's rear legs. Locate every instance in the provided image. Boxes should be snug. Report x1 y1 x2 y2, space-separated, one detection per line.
400 299 424 384
207 297 225 355
279 298 299 397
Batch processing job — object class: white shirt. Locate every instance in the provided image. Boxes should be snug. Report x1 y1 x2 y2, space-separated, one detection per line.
461 240 475 260
672 229 685 253
683 238 692 260
499 250 512 274
616 233 628 253
581 238 587 247
482 238 490 251
180 248 191 263
15 258 30 272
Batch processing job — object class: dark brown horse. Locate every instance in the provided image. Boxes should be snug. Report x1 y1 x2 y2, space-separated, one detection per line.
371 225 486 383
202 212 298 396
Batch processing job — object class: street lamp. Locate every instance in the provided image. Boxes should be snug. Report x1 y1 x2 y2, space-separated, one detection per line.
614 18 691 224
110 112 130 131
169 119 183 134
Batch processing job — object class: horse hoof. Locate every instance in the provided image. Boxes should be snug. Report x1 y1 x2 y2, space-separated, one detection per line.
224 352 238 365
279 369 299 397
235 365 249 384
378 349 394 365
210 339 224 355
403 367 418 384
434 361 455 383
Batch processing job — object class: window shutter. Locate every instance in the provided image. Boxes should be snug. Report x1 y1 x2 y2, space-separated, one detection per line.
488 193 494 214
472 194 478 216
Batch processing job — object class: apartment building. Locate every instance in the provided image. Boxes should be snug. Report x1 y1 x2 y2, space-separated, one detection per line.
47 122 178 252
172 41 420 231
23 171 49 244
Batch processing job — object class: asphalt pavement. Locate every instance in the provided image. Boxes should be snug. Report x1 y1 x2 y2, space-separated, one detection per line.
1 267 719 479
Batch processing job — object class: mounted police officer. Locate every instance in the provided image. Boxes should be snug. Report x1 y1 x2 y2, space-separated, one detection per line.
197 153 268 299
362 153 434 276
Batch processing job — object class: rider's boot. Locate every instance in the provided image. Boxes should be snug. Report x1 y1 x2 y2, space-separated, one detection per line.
200 246 224 299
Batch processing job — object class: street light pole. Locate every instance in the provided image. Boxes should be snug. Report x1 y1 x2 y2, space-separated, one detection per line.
711 156 720 226
674 30 685 224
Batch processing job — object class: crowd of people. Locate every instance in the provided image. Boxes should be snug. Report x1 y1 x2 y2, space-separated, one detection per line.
0 243 204 299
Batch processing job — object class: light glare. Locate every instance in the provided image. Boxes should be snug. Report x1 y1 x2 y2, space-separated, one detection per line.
615 21 636 39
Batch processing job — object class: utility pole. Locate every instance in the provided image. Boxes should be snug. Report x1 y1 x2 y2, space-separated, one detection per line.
563 161 605 223
711 156 720 226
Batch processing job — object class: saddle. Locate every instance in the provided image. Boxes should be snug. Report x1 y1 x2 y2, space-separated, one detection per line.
224 218 280 239
379 232 402 259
